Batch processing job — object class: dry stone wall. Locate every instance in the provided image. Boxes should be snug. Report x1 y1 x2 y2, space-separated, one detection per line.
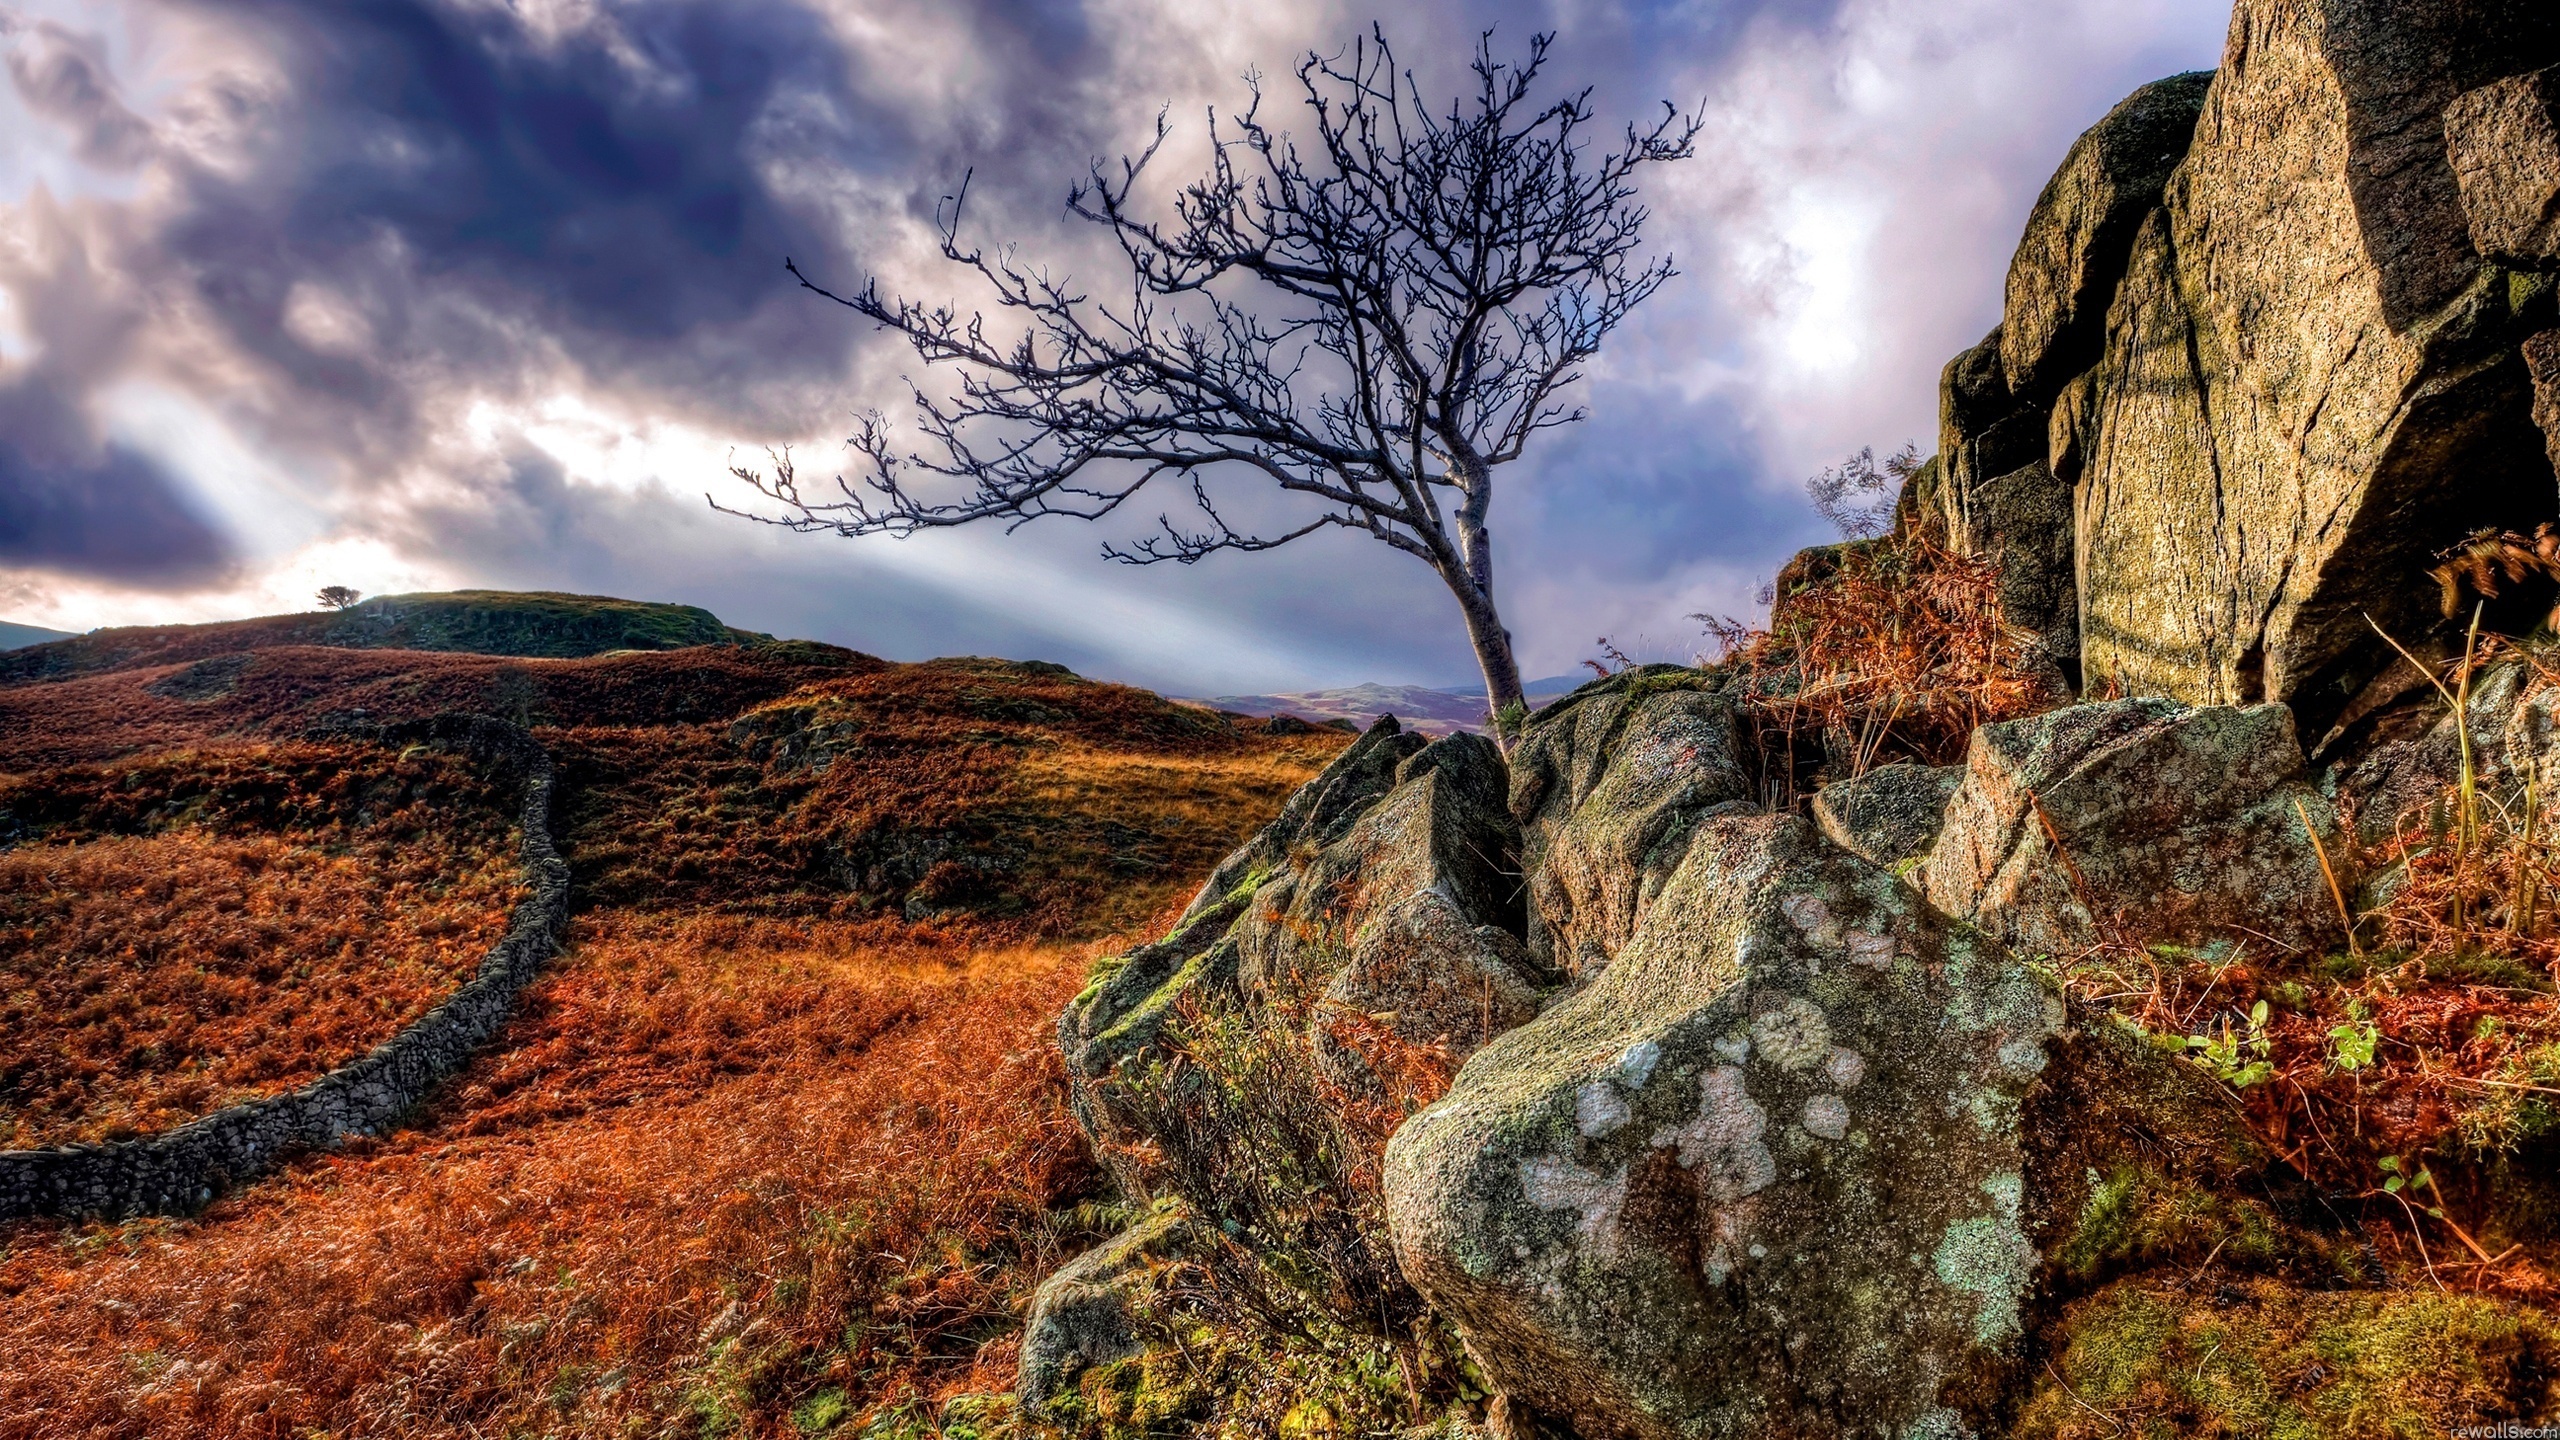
0 715 570 1221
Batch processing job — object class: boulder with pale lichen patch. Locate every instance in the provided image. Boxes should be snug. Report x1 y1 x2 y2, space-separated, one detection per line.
1383 814 2066 1440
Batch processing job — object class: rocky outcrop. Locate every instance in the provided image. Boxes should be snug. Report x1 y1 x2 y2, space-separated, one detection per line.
1919 74 2217 686
1508 673 1754 981
2447 64 2560 266
1383 811 2312 1440
1059 719 1542 1199
2073 1 2560 726
2531 329 2560 474
2003 71 2218 403
0 716 569 1221
1386 814 2064 1439
1917 699 2344 956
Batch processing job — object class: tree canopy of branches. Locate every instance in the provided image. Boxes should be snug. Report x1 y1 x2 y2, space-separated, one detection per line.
315 586 362 611
729 28 1698 738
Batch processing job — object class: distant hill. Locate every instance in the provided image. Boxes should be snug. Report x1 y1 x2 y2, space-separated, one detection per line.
0 591 772 686
0 621 77 652
1193 675 1585 736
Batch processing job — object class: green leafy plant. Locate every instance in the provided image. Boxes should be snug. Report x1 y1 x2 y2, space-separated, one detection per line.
2327 1003 2378 1072
2375 1155 2445 1219
2188 1000 2276 1088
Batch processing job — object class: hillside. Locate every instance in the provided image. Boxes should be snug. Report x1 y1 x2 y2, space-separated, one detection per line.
0 590 763 686
0 622 73 652
0 604 1347 1436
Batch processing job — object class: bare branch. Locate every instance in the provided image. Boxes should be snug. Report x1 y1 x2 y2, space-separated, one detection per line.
735 28 1700 724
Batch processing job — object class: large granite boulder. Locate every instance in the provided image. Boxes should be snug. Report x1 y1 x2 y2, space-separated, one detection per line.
2075 0 2560 728
1913 74 2215 688
1180 716 1427 928
1222 729 1547 1105
1059 720 1543 1202
1917 699 2344 957
1383 814 2308 1440
1506 674 1753 981
2447 64 2560 266
2003 71 2217 402
1018 1203 1199 1414
1230 729 1523 995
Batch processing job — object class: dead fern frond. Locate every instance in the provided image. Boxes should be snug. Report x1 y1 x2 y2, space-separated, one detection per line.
2429 524 2560 617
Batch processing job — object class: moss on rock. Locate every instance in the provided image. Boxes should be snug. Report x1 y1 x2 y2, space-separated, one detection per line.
2014 1280 2560 1438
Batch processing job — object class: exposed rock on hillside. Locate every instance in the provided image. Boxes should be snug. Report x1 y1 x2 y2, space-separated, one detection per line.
2071 1 2560 725
0 590 796 687
1386 814 2065 1439
2002 72 2220 405
1057 719 1541 1217
1916 699 2344 955
1508 674 1754 981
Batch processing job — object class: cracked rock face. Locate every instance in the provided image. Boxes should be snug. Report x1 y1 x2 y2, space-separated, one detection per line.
1917 698 2343 957
2076 0 2560 727
1383 814 2064 1440
1058 721 1540 1199
1508 677 1753 982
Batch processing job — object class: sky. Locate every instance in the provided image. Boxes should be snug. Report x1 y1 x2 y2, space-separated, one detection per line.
0 0 2230 695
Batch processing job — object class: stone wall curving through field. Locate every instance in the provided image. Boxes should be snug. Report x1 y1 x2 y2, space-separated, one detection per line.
0 715 571 1221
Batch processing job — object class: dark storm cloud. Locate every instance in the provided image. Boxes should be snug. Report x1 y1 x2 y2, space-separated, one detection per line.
0 383 232 583
165 0 895 407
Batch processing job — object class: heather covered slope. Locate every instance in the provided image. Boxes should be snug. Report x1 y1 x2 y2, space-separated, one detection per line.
0 602 1346 1438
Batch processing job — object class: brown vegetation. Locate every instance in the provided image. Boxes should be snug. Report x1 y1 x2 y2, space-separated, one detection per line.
0 644 1342 1438
0 829 519 1147
0 643 872 771
1700 531 2063 799
0 916 1105 1439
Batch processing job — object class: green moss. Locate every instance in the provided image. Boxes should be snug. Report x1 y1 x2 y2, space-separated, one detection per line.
2017 1280 2560 1439
2051 1164 2344 1288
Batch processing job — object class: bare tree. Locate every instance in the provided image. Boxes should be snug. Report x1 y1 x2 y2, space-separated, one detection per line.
727 29 1697 740
316 585 363 611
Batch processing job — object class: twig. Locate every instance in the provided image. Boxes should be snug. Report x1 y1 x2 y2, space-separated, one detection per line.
2374 1186 2448 1292
2422 1171 2500 1266
2180 1235 2231 1289
2295 795 2361 957
2044 1359 2126 1437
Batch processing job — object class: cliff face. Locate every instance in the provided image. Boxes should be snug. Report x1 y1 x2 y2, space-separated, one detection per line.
1927 0 2560 735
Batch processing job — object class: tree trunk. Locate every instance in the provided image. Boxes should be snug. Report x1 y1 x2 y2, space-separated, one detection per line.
1443 455 1525 747
1452 575 1527 749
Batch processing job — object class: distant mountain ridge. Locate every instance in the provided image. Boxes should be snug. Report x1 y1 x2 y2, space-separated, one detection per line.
1192 675 1585 736
0 622 77 652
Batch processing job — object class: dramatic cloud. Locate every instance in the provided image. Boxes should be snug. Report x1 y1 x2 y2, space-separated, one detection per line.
0 0 2230 693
